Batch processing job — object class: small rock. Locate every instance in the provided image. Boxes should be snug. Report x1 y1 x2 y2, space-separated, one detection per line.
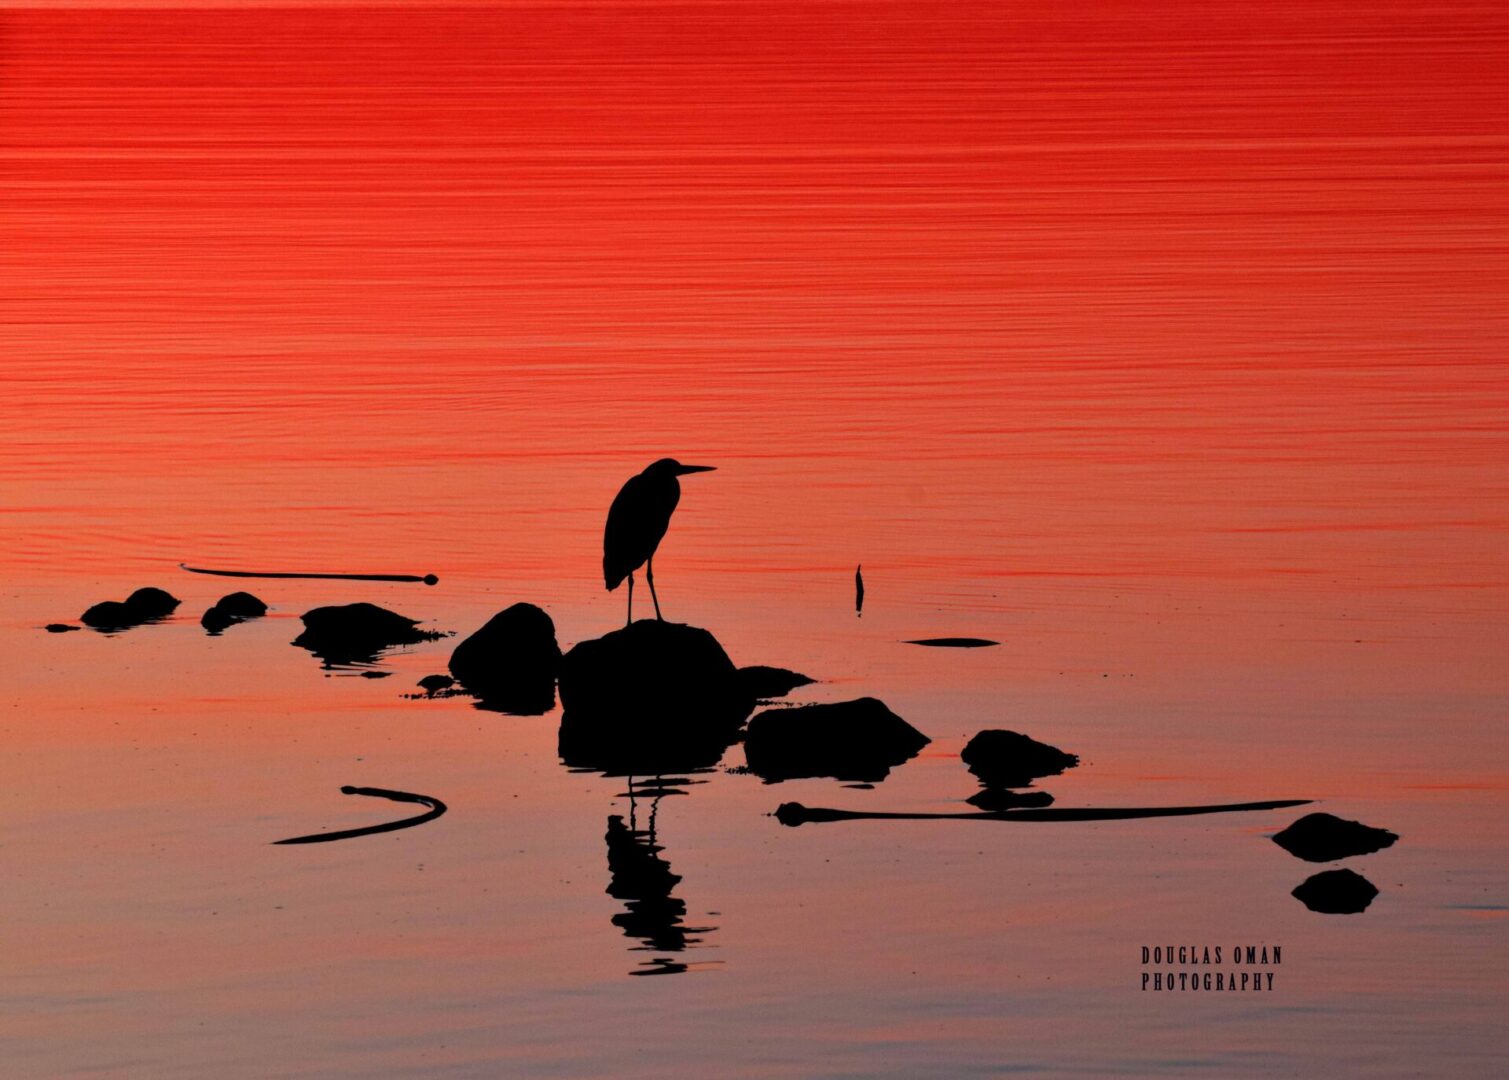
418 674 455 695
736 665 815 700
81 586 181 630
966 788 1055 811
45 623 80 633
1272 813 1398 863
201 606 235 634
743 697 930 783
215 592 267 618
961 730 1079 789
448 603 560 714
1292 869 1380 914
292 602 443 666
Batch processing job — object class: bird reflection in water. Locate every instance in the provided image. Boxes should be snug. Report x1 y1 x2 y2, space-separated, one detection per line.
604 789 720 976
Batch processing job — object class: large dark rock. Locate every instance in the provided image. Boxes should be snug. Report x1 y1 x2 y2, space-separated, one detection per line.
292 602 443 666
736 665 814 701
743 697 930 783
81 586 181 631
448 603 560 714
1272 813 1398 863
961 730 1079 789
557 620 752 776
1292 869 1380 914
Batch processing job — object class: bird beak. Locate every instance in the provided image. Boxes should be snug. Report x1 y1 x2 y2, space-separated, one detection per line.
674 464 717 475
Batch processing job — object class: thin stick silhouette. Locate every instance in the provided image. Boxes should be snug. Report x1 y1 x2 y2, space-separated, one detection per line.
182 563 438 585
273 785 447 844
775 797 1311 827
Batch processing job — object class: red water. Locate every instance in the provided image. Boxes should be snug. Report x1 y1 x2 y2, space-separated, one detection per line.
2 2 1506 1076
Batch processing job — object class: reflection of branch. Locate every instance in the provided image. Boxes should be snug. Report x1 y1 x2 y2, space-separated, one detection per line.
775 798 1311 827
274 786 448 844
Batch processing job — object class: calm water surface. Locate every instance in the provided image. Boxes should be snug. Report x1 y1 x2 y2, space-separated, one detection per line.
2 2 1506 1076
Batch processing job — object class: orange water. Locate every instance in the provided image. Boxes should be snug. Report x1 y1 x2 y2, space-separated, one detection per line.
2 2 1506 1076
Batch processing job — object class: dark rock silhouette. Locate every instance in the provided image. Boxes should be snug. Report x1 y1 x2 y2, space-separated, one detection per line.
215 591 267 618
961 730 1079 789
81 587 181 631
45 623 80 633
448 603 560 714
604 814 713 962
602 459 716 625
201 592 267 634
557 622 751 775
1272 812 1398 862
744 697 930 783
1292 869 1380 914
736 665 814 701
291 602 444 667
906 637 999 648
418 674 455 695
967 788 1055 811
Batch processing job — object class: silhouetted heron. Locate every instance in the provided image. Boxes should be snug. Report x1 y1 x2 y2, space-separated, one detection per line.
604 458 716 625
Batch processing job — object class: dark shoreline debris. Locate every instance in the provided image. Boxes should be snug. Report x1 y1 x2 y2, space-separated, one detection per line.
273 785 447 845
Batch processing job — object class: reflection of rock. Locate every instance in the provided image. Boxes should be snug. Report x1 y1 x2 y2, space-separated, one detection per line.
961 730 1079 788
417 674 455 695
1272 813 1398 863
736 665 814 701
1292 869 1379 914
966 788 1055 811
604 814 712 959
82 587 181 631
560 621 750 726
201 594 266 634
292 602 443 666
559 706 743 777
448 603 560 714
743 697 929 783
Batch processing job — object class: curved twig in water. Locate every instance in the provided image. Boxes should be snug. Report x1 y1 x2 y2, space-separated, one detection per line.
775 798 1311 827
181 563 438 586
273 785 448 845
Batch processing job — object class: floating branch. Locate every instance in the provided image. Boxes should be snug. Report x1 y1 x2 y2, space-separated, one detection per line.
181 563 438 585
273 785 448 845
774 798 1311 827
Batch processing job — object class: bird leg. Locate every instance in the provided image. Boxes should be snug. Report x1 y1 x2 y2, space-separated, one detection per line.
626 572 634 627
647 557 663 620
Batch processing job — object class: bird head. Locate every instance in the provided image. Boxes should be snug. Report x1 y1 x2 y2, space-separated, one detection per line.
648 458 717 476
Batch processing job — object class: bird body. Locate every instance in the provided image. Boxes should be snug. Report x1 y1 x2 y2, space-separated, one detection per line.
603 458 715 624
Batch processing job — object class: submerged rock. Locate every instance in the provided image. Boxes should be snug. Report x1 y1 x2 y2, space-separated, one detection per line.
448 603 560 714
743 697 930 783
966 788 1055 811
81 587 181 631
1292 869 1380 914
1272 813 1398 863
45 623 80 633
557 620 752 775
292 602 443 666
418 674 455 695
736 665 815 701
961 730 1079 789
